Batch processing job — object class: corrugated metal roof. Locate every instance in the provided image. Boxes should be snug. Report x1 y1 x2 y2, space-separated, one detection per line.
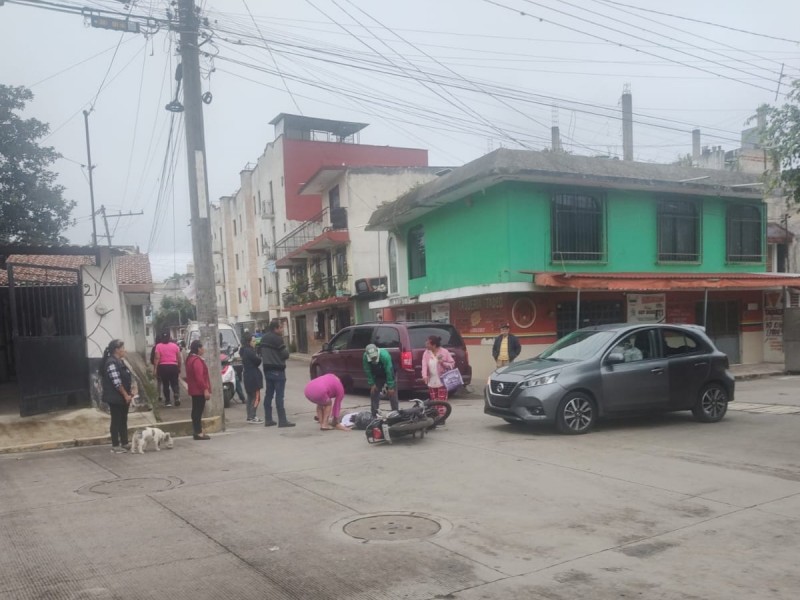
367 148 764 230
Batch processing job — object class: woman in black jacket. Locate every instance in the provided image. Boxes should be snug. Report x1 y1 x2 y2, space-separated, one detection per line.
100 339 134 453
241 333 264 424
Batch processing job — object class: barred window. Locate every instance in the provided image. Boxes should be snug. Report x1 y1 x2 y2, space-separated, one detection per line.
408 225 426 279
551 194 605 261
388 236 398 293
727 205 763 262
658 199 700 262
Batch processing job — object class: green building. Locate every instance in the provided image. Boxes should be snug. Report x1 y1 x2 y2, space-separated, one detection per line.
367 149 799 382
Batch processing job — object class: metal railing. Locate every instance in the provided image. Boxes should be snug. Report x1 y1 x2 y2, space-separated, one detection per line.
282 273 350 307
275 207 348 261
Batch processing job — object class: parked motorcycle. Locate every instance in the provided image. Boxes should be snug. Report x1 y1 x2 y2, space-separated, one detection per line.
221 354 236 408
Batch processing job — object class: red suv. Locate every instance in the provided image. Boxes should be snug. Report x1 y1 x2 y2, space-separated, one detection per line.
310 322 472 394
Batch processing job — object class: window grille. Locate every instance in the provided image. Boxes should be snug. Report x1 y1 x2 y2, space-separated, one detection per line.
408 225 426 279
551 193 605 261
658 199 700 262
726 205 762 262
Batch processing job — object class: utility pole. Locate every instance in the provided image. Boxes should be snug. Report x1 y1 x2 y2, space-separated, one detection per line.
178 0 223 428
82 110 98 246
98 208 145 246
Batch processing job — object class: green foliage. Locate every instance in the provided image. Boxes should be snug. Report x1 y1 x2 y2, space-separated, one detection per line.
761 80 800 204
153 295 197 334
0 85 76 244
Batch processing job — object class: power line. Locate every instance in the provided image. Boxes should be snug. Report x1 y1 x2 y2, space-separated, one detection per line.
596 0 800 45
507 0 776 93
240 0 303 114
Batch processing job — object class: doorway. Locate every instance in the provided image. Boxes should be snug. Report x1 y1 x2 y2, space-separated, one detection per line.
697 300 740 364
294 316 308 353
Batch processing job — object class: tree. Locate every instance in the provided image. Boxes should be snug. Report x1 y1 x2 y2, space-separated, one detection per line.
0 84 75 245
153 295 197 336
761 80 800 205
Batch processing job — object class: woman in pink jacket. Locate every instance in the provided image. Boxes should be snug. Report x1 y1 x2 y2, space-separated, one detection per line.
421 335 455 401
185 339 211 440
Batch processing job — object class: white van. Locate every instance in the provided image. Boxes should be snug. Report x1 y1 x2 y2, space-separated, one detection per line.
183 321 241 364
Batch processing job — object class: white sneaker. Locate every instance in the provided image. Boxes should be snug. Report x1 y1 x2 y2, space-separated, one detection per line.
247 417 263 424
111 447 127 454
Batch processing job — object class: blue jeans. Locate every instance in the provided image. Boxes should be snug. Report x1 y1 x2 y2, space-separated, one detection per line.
264 370 288 424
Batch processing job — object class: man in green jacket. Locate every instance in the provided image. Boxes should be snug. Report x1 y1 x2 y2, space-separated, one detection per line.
363 343 398 416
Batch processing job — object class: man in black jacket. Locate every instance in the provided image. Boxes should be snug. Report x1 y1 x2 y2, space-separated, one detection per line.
492 323 521 368
259 319 295 427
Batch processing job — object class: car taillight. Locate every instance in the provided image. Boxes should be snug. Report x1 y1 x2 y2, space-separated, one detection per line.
401 351 413 371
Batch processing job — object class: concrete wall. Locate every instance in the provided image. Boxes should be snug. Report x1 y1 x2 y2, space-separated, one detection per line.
83 248 123 359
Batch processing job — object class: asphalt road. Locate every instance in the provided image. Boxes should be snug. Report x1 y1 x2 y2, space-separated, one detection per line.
1 362 799 599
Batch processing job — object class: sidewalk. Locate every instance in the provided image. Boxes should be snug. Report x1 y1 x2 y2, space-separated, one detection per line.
730 362 787 381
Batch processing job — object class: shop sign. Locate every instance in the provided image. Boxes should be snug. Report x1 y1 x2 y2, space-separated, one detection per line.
627 294 666 324
763 291 784 359
431 303 450 323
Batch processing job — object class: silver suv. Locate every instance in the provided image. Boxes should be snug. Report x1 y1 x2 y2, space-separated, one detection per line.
484 323 734 434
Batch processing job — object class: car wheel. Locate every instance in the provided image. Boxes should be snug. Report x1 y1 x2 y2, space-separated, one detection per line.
555 392 596 435
692 383 728 423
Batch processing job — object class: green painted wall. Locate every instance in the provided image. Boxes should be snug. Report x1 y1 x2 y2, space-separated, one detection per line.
405 182 765 297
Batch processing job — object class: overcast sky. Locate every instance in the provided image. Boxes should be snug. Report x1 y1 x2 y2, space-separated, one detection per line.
2 0 799 279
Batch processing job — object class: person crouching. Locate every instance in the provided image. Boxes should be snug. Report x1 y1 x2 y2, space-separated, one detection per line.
304 373 350 431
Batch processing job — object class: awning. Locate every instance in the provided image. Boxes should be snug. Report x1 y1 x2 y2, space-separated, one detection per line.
768 222 794 244
528 271 800 291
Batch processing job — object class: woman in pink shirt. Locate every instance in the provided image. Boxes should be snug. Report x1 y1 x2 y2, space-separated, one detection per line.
154 331 182 406
421 335 455 402
304 373 349 431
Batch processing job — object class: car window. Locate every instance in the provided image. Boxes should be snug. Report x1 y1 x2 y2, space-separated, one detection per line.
220 329 239 351
539 330 616 361
329 330 352 351
348 327 374 350
611 331 652 362
662 329 699 357
373 326 400 349
407 325 464 348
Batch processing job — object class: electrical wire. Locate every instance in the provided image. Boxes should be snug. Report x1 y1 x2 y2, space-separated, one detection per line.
240 0 303 114
482 0 776 93
595 0 800 45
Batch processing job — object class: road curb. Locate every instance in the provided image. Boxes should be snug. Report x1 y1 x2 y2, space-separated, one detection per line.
733 371 787 381
0 416 224 455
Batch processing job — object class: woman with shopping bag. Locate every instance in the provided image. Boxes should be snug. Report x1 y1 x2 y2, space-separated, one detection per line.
421 335 455 402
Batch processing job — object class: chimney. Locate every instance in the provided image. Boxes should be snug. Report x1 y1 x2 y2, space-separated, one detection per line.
692 129 701 164
551 126 562 153
622 84 633 161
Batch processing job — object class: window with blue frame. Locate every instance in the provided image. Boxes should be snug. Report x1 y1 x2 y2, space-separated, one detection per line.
408 225 426 279
658 199 700 262
551 193 605 262
726 204 763 262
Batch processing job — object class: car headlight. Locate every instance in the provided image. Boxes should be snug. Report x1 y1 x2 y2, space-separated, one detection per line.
519 373 558 389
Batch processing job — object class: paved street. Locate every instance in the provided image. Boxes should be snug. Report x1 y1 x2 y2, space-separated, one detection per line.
1 362 799 599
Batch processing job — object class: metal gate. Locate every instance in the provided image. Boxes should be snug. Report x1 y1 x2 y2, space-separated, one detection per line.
697 300 741 364
8 263 90 416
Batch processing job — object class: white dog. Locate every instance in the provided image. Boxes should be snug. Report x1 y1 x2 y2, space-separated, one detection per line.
131 427 173 454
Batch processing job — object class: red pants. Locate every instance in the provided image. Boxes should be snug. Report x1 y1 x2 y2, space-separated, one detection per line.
427 386 448 401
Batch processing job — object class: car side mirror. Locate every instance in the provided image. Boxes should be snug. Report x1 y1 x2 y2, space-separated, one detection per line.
606 352 625 365
322 342 331 351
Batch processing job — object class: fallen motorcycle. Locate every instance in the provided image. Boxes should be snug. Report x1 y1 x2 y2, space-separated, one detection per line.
365 399 436 444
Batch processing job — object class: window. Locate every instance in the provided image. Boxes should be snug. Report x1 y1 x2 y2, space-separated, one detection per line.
329 329 352 351
551 193 605 261
388 237 398 294
237 288 242 303
658 199 700 262
233 220 237 235
661 329 700 357
348 327 374 350
235 254 240 270
727 205 763 262
408 224 426 279
373 326 400 349
258 278 263 296
610 331 653 362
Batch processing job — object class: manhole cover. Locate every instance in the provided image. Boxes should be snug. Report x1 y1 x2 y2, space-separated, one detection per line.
343 514 441 542
76 476 183 497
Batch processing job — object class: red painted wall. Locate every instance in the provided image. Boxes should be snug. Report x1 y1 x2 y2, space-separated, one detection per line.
282 139 428 221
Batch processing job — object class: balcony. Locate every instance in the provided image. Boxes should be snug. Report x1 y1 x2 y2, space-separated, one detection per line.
282 273 350 309
275 207 349 267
